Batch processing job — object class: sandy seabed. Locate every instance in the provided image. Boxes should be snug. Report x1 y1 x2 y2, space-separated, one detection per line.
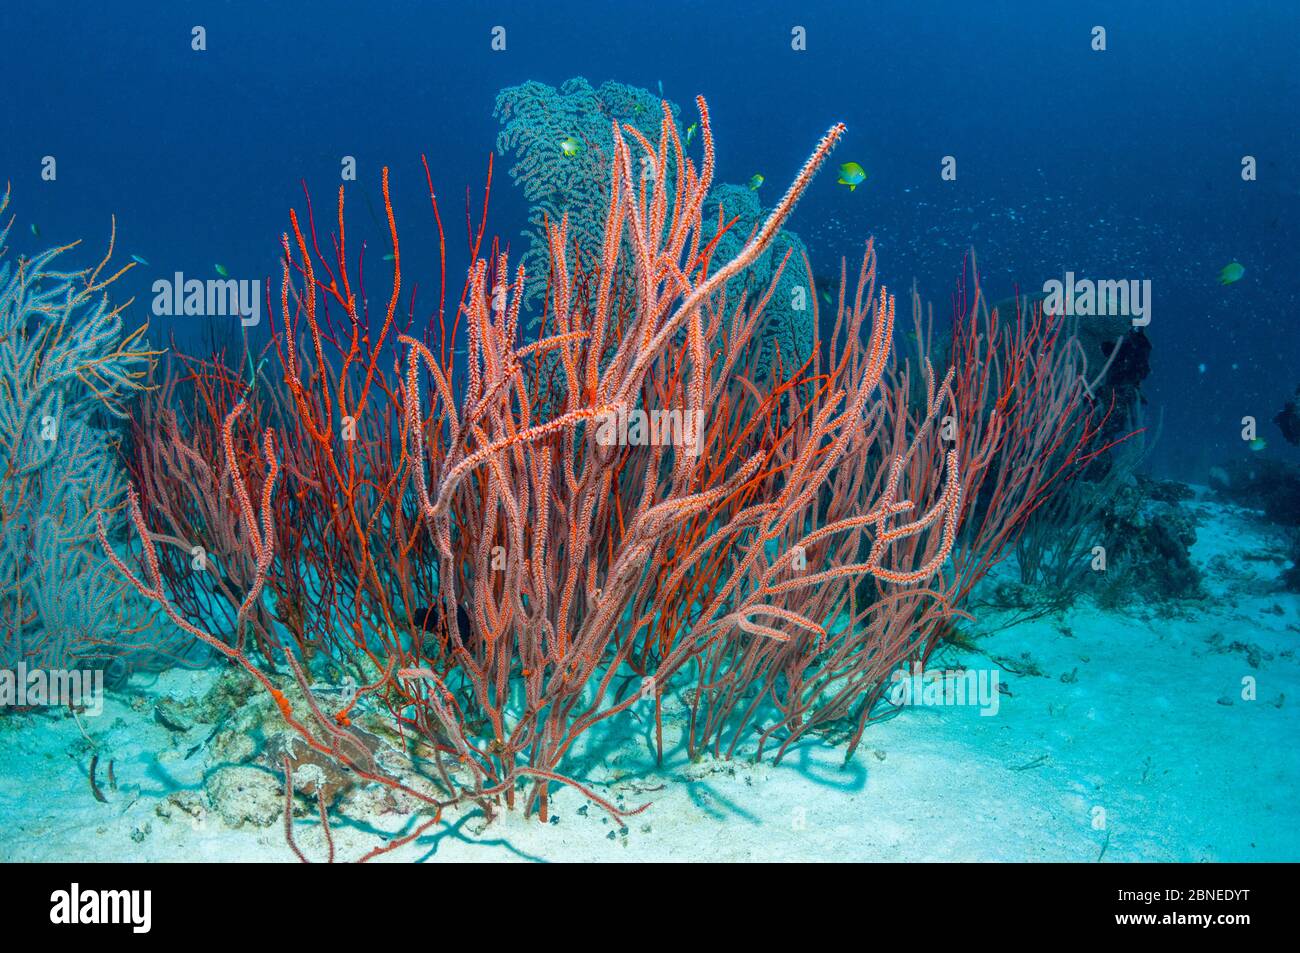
2 490 1296 863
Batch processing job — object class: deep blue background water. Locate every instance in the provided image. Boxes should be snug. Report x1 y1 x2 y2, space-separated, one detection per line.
3 0 1296 479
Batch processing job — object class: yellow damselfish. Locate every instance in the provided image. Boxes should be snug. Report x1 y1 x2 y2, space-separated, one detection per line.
837 162 867 191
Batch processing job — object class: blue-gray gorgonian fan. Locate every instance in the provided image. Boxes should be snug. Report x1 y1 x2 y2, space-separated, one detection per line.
494 77 674 320
494 79 813 377
0 188 158 672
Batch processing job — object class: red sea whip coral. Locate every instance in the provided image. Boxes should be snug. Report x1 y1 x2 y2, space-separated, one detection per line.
101 95 1099 859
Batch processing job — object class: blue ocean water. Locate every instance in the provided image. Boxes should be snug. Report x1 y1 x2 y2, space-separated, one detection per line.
4 0 1296 478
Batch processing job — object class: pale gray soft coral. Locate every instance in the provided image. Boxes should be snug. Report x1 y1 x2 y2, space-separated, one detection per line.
494 77 674 319
493 79 814 377
0 192 157 674
700 184 814 376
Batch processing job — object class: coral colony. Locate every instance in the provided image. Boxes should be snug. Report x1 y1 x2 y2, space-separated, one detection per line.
6 89 1122 862
1 190 157 677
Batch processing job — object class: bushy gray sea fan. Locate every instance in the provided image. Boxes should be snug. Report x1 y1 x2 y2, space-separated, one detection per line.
493 78 814 374
494 77 674 319
700 184 814 375
0 191 157 675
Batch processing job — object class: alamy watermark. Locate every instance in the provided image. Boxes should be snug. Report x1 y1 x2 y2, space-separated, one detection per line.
49 883 151 933
1041 272 1151 327
151 271 260 326
0 662 104 715
593 406 704 456
889 662 1000 716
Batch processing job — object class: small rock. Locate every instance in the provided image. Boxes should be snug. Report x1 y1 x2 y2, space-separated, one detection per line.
156 791 207 826
154 699 192 733
211 728 256 764
265 727 383 806
205 766 282 829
